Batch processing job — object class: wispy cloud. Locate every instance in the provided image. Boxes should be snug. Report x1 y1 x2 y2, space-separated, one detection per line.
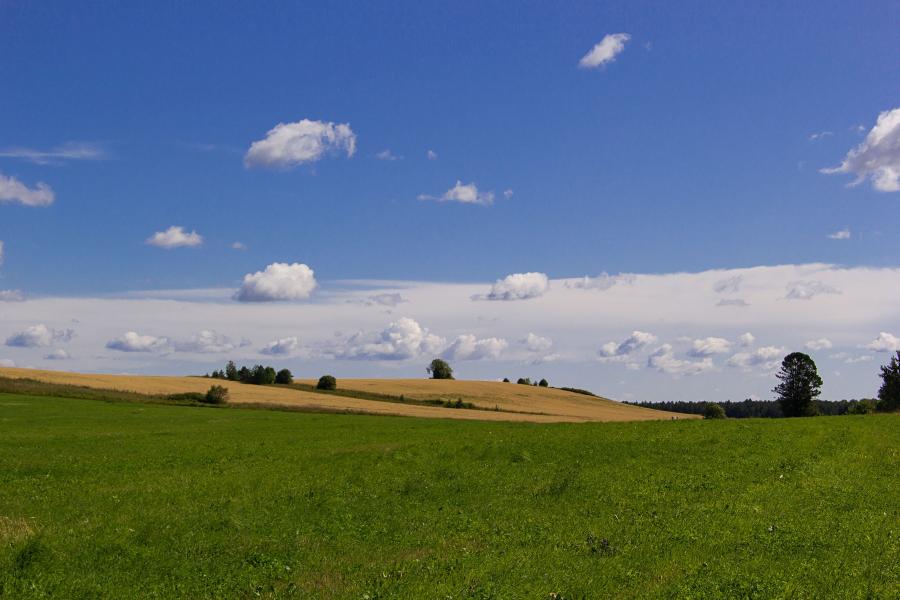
822 107 900 192
0 142 108 165
0 173 54 207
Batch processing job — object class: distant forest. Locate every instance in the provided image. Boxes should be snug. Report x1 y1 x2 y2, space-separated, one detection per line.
625 398 878 419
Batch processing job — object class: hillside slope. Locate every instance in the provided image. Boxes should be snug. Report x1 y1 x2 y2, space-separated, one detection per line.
0 368 693 422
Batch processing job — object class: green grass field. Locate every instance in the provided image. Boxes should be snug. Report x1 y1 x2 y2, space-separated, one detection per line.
1 393 897 599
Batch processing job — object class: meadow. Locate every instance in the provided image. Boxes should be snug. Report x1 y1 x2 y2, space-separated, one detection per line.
1 391 897 598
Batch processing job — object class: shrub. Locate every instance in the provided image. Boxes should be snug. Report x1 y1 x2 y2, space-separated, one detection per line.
203 385 229 405
703 403 726 419
275 368 293 385
502 378 510 383
517 378 531 385
427 359 454 380
167 392 206 403
317 375 337 390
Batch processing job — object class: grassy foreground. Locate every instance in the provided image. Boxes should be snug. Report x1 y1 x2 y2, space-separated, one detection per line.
0 394 897 598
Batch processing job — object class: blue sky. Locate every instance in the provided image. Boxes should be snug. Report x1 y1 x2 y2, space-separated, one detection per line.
1 1 899 401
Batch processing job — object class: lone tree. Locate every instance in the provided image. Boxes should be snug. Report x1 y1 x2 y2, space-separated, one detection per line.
703 402 726 419
877 351 900 412
275 368 293 385
427 359 454 380
538 378 549 387
317 375 337 390
773 352 822 417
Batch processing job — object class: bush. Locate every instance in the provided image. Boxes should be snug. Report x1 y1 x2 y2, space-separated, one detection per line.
427 359 454 380
275 368 293 385
317 375 337 390
848 399 876 415
703 403 726 419
538 378 549 387
203 385 229 405
517 378 531 385
502 378 510 383
167 392 206 403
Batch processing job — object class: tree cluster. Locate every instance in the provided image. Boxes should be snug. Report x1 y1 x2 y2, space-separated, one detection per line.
508 377 549 387
208 361 293 385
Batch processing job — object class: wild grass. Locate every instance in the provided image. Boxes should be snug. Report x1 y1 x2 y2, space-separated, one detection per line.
0 392 897 598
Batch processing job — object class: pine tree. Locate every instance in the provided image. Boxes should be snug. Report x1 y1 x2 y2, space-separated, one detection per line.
877 351 900 412
773 352 822 417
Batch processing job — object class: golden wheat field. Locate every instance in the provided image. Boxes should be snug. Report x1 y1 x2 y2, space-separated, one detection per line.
0 368 694 423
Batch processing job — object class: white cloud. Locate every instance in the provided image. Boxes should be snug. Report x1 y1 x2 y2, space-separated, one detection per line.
599 330 657 358
364 293 407 307
828 229 851 240
427 149 438 160
805 338 833 351
0 290 25 302
146 226 203 249
443 334 508 361
172 330 243 354
647 344 714 376
688 337 731 357
0 142 107 165
867 331 900 353
785 280 841 300
579 33 631 69
231 242 247 251
739 332 755 347
234 262 317 302
566 272 635 291
375 149 400 161
260 336 301 356
822 107 900 192
481 272 549 301
5 324 74 348
522 332 553 353
809 131 833 142
333 317 444 361
106 331 170 353
845 355 873 364
244 119 356 169
44 349 71 360
727 346 784 370
0 172 54 207
419 180 495 205
503 189 514 199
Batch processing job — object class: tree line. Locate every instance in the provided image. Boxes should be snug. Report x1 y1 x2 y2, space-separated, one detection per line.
627 350 900 418
207 361 293 385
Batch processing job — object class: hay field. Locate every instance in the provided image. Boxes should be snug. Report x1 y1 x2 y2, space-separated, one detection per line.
0 367 691 422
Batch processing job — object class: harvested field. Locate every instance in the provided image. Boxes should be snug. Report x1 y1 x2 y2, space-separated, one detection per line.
0 368 693 422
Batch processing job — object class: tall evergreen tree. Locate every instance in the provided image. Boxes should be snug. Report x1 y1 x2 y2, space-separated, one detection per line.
773 352 822 417
877 351 900 412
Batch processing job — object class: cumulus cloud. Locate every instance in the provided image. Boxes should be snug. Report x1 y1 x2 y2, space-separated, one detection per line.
5 324 74 348
146 226 203 249
480 272 549 301
244 119 356 169
260 336 301 356
44 349 71 360
0 172 54 207
234 262 317 302
443 334 508 361
578 33 631 69
688 337 731 357
0 290 25 302
822 107 900 192
566 272 635 291
419 180 495 205
805 338 833 351
739 332 756 347
522 332 554 353
172 330 244 354
867 332 900 353
648 344 714 376
106 331 170 353
784 280 841 300
727 346 784 370
828 229 851 240
333 318 444 361
599 331 657 359
0 142 107 165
